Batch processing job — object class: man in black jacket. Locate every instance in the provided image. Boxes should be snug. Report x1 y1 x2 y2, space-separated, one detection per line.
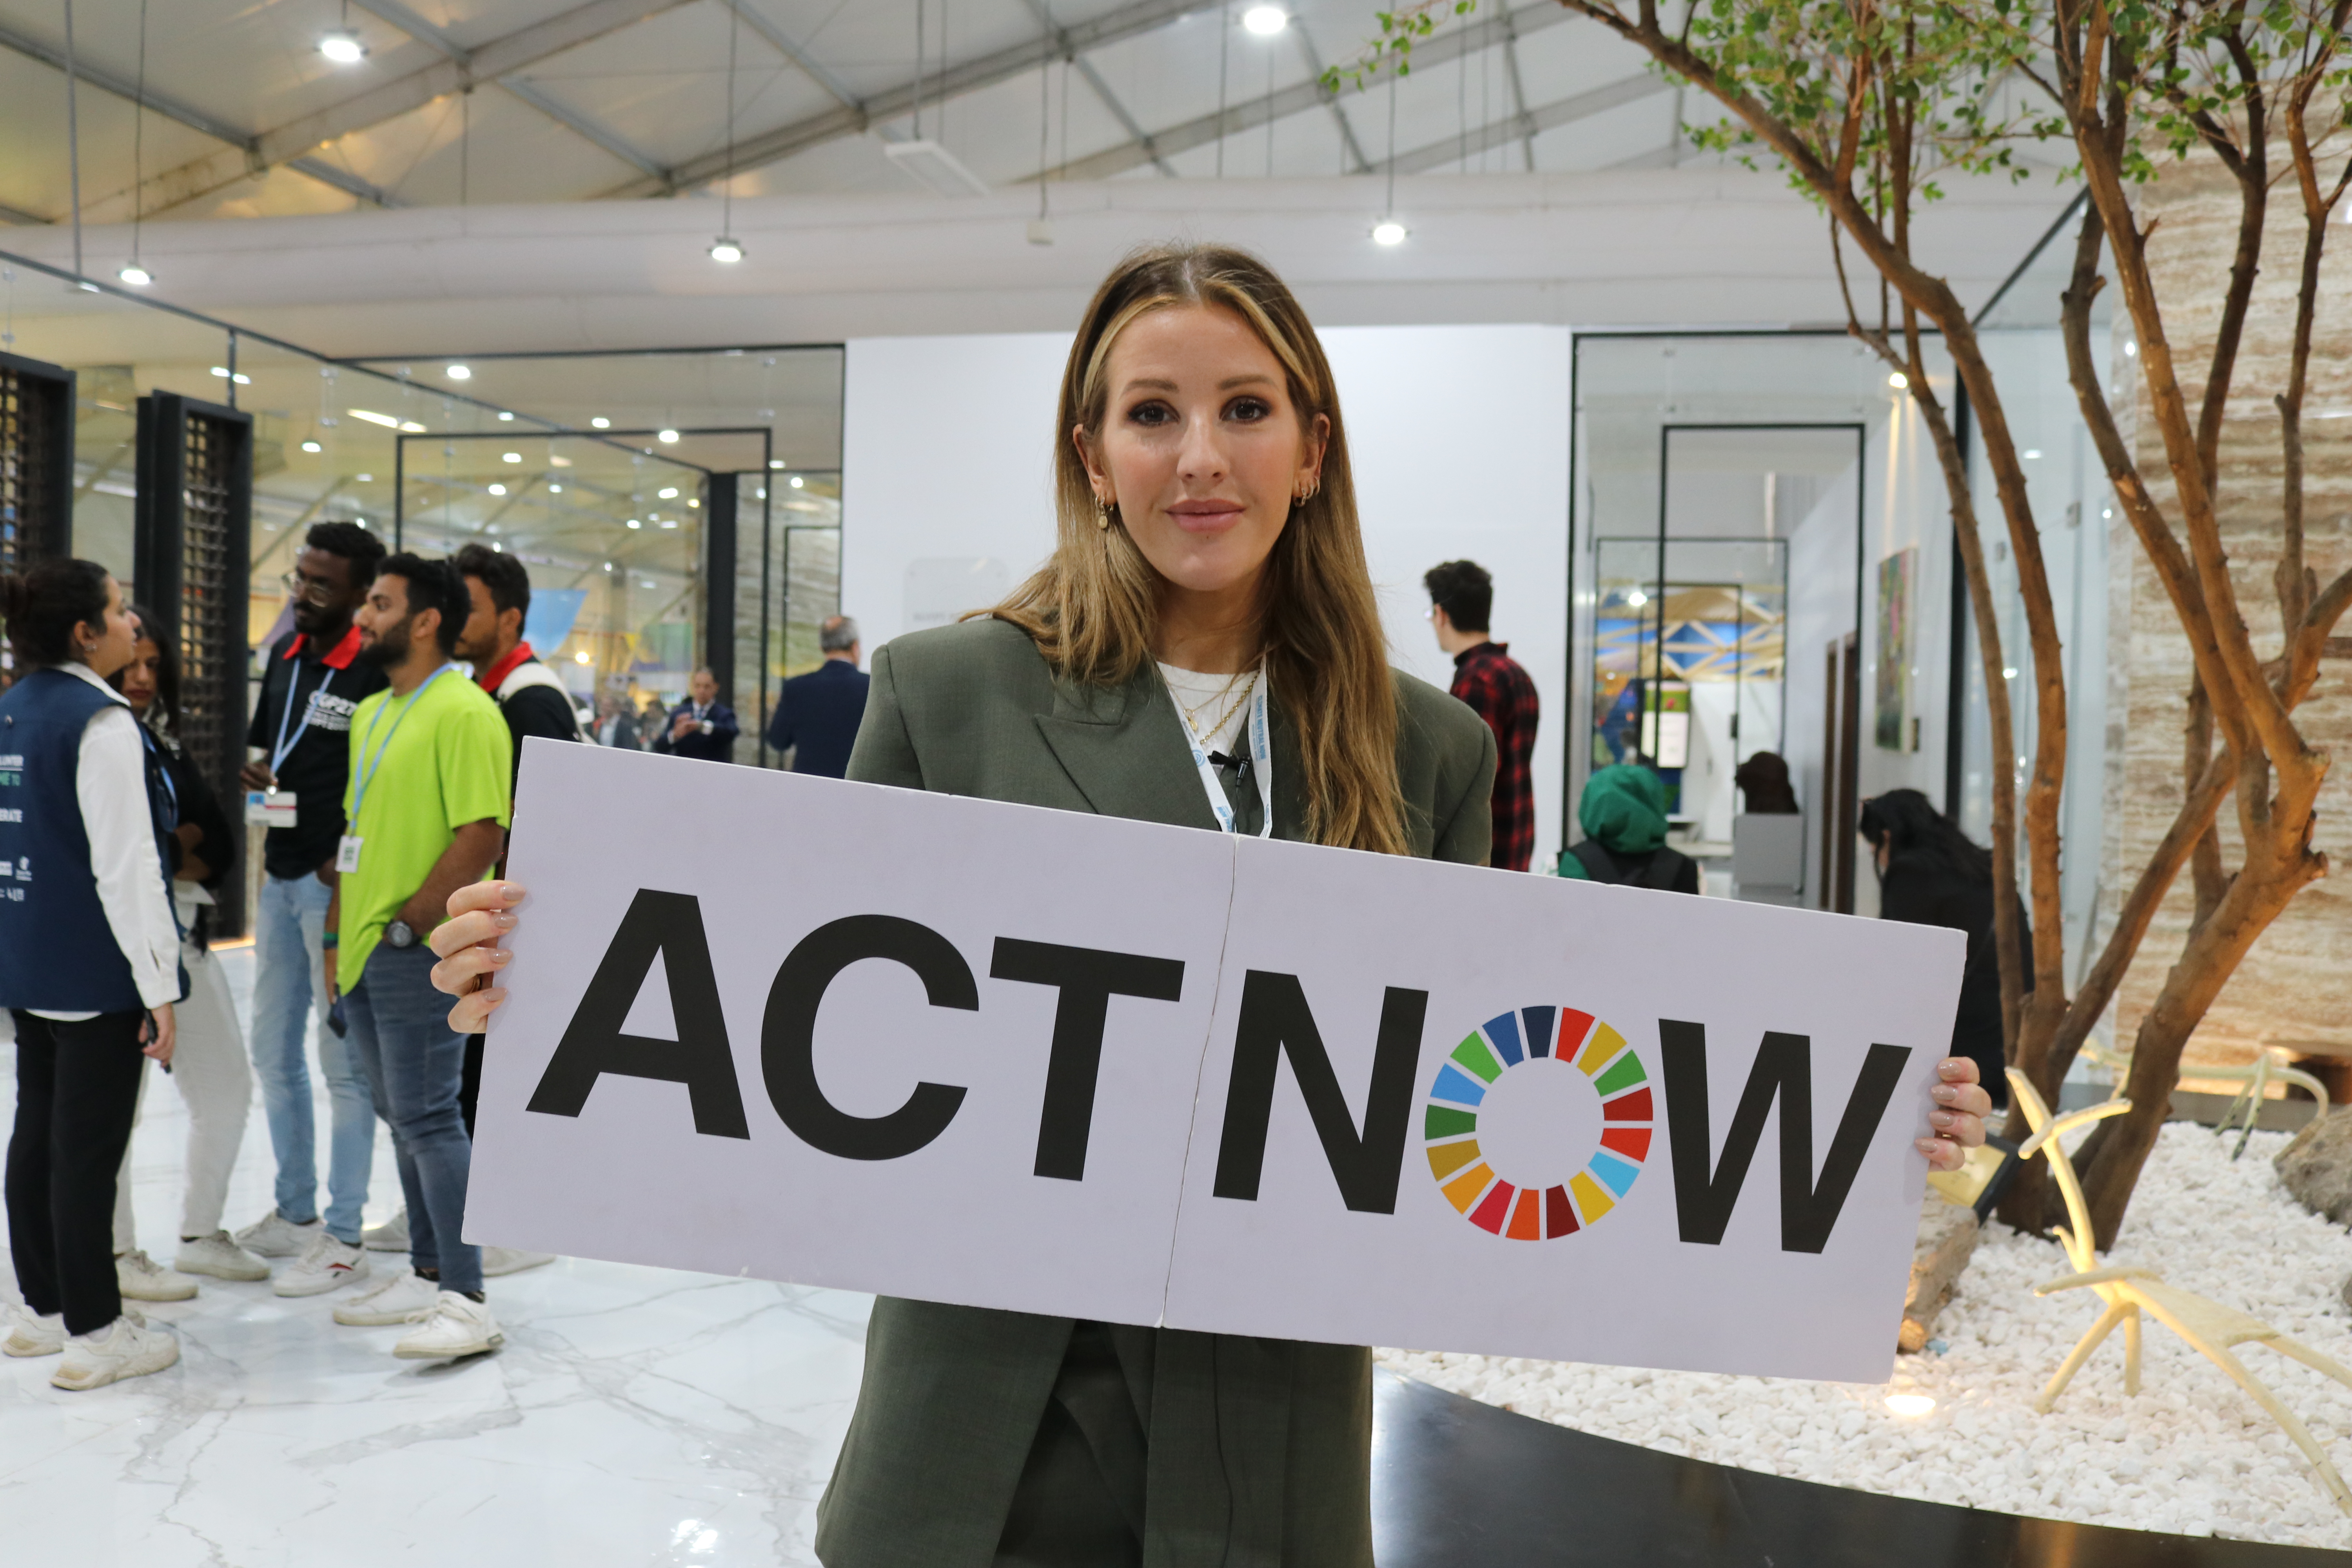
653 668 738 763
452 544 585 794
765 615 869 777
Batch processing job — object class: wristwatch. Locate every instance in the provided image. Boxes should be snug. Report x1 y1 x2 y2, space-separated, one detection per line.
385 919 419 949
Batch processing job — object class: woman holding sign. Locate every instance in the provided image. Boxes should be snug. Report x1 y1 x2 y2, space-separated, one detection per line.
432 245 1994 1566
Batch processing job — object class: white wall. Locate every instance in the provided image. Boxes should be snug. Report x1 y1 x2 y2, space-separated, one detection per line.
840 324 1573 867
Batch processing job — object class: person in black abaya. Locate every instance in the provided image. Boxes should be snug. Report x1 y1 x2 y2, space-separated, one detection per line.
1860 789 2027 1109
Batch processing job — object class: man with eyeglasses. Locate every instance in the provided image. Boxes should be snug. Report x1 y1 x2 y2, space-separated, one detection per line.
230 522 391 1292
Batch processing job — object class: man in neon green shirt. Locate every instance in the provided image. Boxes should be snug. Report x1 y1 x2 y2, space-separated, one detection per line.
321 554 510 1360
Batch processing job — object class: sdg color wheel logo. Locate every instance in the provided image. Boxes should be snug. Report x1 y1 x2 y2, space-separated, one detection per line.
1425 1006 1652 1240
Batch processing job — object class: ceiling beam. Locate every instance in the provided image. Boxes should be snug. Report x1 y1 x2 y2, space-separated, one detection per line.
615 0 1229 198
1018 0 1175 178
1500 9 1537 171
1370 74 1670 175
349 0 674 184
78 0 691 223
1287 24 1370 176
0 17 398 219
0 198 50 225
720 0 864 114
1035 0 1574 183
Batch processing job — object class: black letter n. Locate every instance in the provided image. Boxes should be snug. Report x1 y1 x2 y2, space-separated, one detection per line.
1659 1020 1908 1253
1210 970 1426 1214
525 889 751 1138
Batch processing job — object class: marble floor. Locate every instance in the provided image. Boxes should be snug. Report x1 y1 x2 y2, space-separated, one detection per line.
0 947 873 1567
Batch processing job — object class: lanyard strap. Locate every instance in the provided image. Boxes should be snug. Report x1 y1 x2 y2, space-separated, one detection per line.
1175 678 1274 838
351 663 457 821
271 654 327 776
141 724 178 826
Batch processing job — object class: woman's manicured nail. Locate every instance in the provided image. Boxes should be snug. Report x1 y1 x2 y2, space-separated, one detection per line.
492 913 517 931
1932 1084 1959 1104
500 882 526 902
488 947 512 964
1930 1109 1955 1129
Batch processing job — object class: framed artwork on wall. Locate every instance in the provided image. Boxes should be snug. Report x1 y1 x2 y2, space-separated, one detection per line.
1875 547 1916 751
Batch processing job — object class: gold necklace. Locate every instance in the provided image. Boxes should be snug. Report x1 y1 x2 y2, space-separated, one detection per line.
1179 668 1258 744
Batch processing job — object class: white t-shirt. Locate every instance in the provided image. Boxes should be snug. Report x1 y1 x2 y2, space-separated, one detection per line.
1158 663 1259 757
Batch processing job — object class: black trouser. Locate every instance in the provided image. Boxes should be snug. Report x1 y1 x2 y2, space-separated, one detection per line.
460 1032 483 1140
6 1009 146 1335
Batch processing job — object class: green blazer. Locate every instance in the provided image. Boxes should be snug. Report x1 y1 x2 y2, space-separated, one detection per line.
816 615 1496 1568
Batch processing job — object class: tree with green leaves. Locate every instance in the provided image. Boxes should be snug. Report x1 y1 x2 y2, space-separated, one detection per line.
1337 0 2352 1247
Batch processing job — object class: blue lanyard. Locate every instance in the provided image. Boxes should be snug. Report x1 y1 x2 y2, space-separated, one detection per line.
350 664 457 822
140 724 178 826
271 653 323 775
1174 677 1274 838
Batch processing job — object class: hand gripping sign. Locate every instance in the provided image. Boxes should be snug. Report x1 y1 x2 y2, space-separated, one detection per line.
467 741 1964 1382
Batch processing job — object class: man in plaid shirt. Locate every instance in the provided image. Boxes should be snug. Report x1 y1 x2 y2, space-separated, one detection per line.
1426 560 1541 871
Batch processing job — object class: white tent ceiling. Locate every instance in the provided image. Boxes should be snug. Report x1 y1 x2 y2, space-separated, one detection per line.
0 0 2070 223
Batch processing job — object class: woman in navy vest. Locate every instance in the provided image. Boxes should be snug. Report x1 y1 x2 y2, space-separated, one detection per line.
0 560 186 1390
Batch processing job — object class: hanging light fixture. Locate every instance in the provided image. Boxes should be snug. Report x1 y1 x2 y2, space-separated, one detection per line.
120 0 154 286
1243 5 1288 34
710 4 746 264
319 1 365 63
1371 66 1406 247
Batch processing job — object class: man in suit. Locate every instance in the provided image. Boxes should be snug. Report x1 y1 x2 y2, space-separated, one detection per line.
765 615 870 777
652 668 737 763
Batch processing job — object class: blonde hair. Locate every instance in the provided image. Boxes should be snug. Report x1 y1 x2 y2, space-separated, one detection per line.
985 243 1406 855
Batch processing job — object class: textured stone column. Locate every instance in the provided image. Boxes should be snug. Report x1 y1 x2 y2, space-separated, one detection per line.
2103 153 2352 1076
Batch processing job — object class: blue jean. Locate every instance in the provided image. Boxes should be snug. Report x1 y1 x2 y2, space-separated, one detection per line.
343 944 481 1295
250 872 376 1243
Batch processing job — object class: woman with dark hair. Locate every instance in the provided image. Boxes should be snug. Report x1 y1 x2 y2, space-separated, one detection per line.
0 560 184 1389
1860 787 2028 1107
107 607 269 1296
429 246 1997 1564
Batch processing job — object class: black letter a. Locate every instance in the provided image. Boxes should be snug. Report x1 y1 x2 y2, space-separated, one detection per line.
1659 1022 1908 1253
1211 971 1426 1214
525 889 751 1138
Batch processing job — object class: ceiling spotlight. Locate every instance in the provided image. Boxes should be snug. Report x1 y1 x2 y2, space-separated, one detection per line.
789 475 805 489
502 451 522 464
658 428 680 444
1626 589 1648 608
590 416 611 429
208 366 252 385
446 363 471 381
709 237 745 264
548 483 563 493
1372 219 1407 246
487 483 508 496
118 263 153 286
769 458 785 469
627 518 642 529
356 472 373 482
657 486 679 499
318 28 366 64
2022 448 2043 460
497 410 514 421
1243 5 1288 35
575 650 591 664
1888 371 1909 389
300 439 323 454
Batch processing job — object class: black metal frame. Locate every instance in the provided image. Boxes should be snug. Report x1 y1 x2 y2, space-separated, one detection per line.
0 350 76 580
392 426 775 758
134 390 254 936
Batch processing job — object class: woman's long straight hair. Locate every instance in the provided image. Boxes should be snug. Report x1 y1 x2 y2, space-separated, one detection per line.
985 243 1406 855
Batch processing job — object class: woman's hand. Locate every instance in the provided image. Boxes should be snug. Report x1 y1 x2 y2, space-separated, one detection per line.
430 880 526 1034
1918 1056 1992 1171
143 1003 176 1067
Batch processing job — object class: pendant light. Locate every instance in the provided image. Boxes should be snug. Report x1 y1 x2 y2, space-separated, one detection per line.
710 5 745 263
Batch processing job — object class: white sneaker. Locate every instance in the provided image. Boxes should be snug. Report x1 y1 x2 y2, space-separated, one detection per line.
481 1246 555 1277
4 1304 65 1357
333 1269 441 1327
234 1210 323 1259
51 1312 179 1390
174 1231 271 1283
116 1249 199 1302
363 1208 410 1252
272 1232 370 1297
392 1291 503 1360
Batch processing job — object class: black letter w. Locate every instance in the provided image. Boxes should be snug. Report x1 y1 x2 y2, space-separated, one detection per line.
525 889 750 1138
1210 971 1425 1214
1659 1022 1908 1253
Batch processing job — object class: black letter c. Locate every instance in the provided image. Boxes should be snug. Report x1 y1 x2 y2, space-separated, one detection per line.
762 915 978 1160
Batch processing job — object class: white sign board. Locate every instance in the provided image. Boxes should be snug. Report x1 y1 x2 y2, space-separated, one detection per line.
469 741 1965 1382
